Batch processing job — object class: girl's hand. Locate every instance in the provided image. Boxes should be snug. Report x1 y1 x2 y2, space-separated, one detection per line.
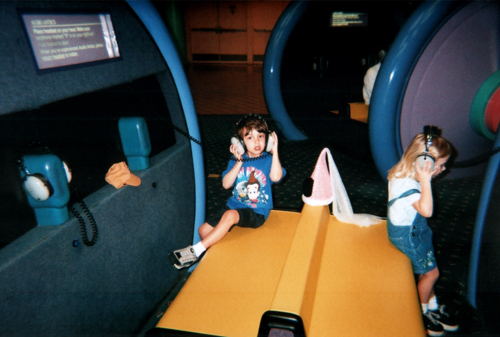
413 159 437 218
414 159 436 183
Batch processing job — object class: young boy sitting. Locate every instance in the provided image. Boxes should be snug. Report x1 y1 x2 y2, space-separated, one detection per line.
170 114 286 269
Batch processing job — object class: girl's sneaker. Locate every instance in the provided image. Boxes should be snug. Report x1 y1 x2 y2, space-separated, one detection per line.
423 311 444 336
429 305 459 331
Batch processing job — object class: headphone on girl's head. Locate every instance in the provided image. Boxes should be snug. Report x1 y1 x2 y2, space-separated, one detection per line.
415 125 438 171
231 114 274 154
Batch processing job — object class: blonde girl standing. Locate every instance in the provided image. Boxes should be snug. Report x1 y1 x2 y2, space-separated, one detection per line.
387 127 458 336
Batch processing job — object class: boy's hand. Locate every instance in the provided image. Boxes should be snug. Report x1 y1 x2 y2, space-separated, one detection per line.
230 144 243 161
269 131 283 182
270 132 278 154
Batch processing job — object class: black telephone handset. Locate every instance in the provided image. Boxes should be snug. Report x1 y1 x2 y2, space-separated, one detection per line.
231 133 274 155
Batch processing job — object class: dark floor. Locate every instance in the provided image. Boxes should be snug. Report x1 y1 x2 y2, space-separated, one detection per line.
144 64 491 336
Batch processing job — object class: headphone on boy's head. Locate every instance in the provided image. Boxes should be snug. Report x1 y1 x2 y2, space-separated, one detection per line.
415 125 438 171
231 114 274 154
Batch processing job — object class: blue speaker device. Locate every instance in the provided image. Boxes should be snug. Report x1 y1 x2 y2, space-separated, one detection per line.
119 117 152 170
20 154 71 226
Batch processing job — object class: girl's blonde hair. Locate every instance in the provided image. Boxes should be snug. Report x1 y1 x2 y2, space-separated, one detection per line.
387 133 451 180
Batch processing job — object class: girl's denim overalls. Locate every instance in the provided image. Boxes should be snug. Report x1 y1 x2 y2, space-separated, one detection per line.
387 189 437 274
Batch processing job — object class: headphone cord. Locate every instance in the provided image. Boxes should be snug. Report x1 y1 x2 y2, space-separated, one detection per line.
448 146 500 169
424 126 500 169
166 118 272 162
127 84 271 163
135 88 500 167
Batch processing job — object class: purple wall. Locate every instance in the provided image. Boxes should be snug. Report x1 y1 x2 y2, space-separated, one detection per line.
401 1 499 178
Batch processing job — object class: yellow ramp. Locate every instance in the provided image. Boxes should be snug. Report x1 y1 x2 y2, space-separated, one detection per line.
302 211 424 336
156 205 424 337
158 210 301 337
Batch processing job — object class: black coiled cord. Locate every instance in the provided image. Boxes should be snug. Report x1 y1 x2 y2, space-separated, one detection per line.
70 189 98 246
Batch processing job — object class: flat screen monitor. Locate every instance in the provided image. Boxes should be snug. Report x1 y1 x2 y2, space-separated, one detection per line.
21 12 120 71
330 12 368 27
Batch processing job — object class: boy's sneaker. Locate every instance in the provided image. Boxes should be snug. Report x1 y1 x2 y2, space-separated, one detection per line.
423 311 444 336
169 246 198 269
428 305 459 331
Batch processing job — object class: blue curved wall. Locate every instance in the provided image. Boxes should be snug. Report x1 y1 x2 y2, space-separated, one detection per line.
263 1 308 141
368 0 464 180
127 0 205 243
468 132 500 308
0 1 201 334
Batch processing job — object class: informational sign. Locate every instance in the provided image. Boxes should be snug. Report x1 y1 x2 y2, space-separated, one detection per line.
21 13 120 71
330 12 368 27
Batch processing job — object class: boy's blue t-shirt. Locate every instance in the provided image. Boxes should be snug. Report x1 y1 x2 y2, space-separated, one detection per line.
223 153 286 220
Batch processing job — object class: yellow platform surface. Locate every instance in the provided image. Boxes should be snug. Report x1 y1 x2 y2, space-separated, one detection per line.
157 205 425 337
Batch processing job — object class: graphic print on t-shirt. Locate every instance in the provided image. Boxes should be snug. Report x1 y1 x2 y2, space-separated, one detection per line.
232 167 269 208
